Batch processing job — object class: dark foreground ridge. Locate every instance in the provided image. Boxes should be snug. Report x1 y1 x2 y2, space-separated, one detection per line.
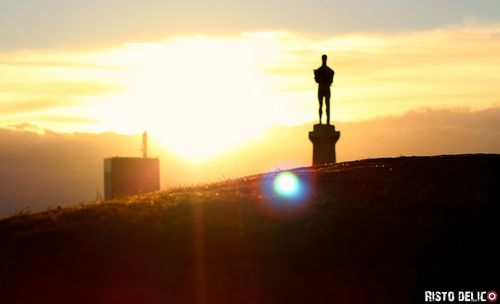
1 154 499 304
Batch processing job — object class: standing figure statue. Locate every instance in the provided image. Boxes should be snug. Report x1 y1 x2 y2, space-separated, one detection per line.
314 54 335 125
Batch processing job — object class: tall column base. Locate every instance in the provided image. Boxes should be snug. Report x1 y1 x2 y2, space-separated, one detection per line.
308 124 341 166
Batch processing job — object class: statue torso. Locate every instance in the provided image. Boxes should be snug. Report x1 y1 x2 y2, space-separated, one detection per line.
314 65 334 85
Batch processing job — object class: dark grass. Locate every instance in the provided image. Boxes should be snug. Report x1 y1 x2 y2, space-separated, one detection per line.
1 154 499 304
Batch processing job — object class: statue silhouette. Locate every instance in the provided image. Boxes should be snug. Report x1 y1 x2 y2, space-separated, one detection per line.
314 54 334 125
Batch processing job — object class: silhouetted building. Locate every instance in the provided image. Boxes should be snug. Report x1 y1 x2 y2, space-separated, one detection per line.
104 157 160 199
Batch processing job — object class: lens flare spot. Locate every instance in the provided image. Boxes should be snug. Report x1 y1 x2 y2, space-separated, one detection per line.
274 172 300 198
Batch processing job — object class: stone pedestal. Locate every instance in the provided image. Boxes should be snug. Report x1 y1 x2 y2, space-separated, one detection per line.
308 124 340 165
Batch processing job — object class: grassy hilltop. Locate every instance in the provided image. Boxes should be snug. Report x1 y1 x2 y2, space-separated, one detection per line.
1 154 499 304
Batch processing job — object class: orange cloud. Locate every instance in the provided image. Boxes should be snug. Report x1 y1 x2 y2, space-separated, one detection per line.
1 24 499 150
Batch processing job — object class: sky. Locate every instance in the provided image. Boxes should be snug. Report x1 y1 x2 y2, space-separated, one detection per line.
1 0 500 214
1 0 499 50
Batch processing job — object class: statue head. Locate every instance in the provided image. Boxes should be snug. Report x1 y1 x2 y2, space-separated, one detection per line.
322 54 327 65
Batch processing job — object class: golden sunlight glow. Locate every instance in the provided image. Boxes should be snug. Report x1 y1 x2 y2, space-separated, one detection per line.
1 26 500 160
87 36 286 159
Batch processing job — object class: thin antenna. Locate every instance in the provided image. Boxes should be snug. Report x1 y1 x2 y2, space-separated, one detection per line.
141 131 148 158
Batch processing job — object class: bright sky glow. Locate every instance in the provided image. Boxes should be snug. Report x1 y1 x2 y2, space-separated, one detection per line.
1 25 500 160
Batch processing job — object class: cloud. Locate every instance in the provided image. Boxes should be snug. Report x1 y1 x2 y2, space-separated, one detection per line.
0 99 72 114
0 50 125 129
0 59 121 70
0 81 121 105
1 0 499 51
0 128 143 216
257 24 500 122
336 107 500 159
1 107 499 217
1 24 500 163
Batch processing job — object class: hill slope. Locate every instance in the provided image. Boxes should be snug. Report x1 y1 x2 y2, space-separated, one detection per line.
1 154 499 304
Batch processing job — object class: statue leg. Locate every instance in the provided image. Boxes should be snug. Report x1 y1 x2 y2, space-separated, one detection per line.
318 92 323 124
325 90 331 125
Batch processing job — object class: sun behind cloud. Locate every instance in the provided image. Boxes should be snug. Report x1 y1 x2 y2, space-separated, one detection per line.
87 35 289 160
1 25 500 160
